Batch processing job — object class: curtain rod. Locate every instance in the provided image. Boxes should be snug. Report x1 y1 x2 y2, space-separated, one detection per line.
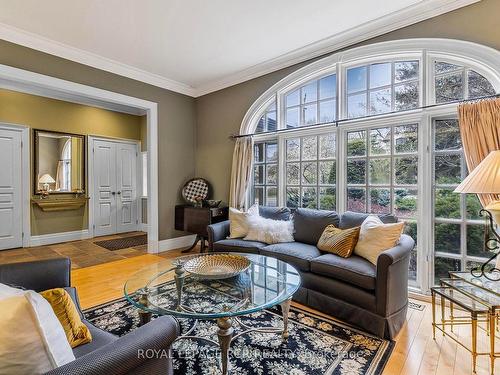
230 92 500 139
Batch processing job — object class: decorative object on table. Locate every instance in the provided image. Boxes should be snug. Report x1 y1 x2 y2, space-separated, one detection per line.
454 150 500 280
204 199 221 208
181 177 210 205
93 279 393 375
182 254 251 280
174 204 228 253
39 173 56 192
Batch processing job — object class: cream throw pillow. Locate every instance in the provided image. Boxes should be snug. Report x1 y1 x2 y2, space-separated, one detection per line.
0 284 75 374
228 204 259 238
354 215 405 265
244 215 294 244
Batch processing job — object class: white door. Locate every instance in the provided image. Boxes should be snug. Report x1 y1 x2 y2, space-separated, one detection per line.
116 142 137 233
93 139 138 236
0 128 22 250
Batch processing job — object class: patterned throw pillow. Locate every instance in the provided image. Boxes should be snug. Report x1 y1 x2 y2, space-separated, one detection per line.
317 225 360 257
228 204 259 238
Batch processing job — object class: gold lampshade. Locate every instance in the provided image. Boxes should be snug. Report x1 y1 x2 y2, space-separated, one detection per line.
454 151 500 194
454 150 500 225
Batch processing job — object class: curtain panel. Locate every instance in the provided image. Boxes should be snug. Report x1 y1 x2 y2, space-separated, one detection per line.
458 98 500 207
229 136 254 210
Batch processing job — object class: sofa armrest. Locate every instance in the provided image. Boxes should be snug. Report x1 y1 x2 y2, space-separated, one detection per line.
207 220 230 251
375 234 414 317
46 316 180 375
0 258 71 292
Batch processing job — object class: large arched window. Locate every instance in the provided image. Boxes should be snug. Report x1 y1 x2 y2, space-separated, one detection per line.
242 39 500 294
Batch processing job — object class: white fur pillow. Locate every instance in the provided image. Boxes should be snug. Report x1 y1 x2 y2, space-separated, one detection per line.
244 215 294 244
228 204 259 238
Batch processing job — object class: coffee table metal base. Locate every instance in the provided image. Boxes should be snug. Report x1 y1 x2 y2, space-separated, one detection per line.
168 298 292 375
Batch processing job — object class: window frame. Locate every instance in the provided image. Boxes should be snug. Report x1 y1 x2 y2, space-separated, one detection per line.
243 39 500 295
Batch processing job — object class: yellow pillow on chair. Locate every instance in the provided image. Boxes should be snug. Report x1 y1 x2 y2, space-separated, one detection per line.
317 225 360 258
40 288 92 348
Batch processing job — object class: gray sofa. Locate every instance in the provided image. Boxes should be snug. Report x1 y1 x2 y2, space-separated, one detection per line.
0 258 179 375
208 207 414 339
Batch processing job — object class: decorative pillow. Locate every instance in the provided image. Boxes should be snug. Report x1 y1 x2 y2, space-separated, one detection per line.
317 225 360 258
228 204 259 238
244 215 294 244
40 288 92 348
354 215 405 265
0 284 75 374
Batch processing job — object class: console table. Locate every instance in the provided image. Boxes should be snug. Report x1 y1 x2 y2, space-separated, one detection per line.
431 271 500 374
174 205 228 253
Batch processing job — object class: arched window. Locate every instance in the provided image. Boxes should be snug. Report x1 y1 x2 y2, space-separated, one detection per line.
242 39 500 294
60 139 71 191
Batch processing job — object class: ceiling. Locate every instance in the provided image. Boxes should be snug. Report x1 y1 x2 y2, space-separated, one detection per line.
0 0 479 97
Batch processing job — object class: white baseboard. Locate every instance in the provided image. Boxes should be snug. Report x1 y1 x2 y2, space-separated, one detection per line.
157 235 196 253
30 229 91 247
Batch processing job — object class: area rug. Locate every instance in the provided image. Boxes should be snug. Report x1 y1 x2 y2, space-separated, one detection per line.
94 234 147 250
84 280 394 375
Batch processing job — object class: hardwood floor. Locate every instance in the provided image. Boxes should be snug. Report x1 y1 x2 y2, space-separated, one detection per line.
1 241 498 374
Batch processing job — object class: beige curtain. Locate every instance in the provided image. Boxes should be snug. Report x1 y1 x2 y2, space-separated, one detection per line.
458 98 500 207
229 136 254 209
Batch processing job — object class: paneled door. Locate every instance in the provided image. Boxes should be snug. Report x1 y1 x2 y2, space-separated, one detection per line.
0 127 22 250
93 139 138 236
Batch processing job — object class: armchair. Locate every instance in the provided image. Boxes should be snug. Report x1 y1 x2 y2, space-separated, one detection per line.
0 258 179 375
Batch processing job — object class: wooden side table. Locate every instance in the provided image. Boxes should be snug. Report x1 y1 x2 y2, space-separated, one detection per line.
174 205 228 253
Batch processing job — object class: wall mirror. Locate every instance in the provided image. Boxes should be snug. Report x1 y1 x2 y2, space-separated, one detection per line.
33 129 85 194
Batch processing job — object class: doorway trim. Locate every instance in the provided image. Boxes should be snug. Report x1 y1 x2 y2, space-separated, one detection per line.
88 135 141 238
0 64 160 253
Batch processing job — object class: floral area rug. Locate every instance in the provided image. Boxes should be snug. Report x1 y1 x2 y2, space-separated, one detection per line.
84 280 394 375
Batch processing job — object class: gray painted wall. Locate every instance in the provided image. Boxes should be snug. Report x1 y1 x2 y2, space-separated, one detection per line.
195 0 500 203
0 40 196 240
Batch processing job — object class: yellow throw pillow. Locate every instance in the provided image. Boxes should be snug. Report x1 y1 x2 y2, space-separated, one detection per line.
354 215 405 265
317 225 360 258
40 288 92 348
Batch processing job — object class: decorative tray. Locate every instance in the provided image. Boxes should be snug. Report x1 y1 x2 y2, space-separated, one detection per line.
183 254 251 280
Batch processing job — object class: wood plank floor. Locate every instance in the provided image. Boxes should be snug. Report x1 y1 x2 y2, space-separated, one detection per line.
1 241 499 374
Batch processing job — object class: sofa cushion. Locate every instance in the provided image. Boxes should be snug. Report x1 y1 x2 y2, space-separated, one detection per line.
213 238 266 254
339 211 397 229
260 242 321 271
259 206 291 221
293 208 340 245
72 321 117 358
310 253 376 290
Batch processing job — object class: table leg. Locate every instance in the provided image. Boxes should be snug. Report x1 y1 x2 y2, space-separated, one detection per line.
181 234 201 253
431 290 436 340
217 317 234 375
450 289 454 333
174 265 185 310
441 295 445 336
472 314 478 373
490 311 496 375
281 298 291 341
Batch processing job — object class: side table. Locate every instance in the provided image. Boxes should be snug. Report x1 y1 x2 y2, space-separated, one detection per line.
174 205 228 253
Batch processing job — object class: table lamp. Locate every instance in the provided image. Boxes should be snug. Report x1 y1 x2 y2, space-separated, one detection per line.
454 150 500 280
39 174 56 192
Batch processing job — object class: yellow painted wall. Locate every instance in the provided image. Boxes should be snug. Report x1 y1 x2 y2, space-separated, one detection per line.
0 89 145 235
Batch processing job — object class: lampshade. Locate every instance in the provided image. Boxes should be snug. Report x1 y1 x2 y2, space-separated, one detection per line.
454 151 500 194
39 174 56 184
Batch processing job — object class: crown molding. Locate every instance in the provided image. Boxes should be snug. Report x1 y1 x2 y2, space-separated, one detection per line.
0 0 480 98
0 22 197 97
193 0 481 97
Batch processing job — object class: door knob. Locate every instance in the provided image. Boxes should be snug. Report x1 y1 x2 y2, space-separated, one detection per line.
117 191 121 195
111 192 116 195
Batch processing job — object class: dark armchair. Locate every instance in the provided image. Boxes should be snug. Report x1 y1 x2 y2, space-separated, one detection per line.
0 258 179 375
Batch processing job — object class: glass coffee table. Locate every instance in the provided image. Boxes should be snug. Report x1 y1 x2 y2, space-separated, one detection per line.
124 253 301 375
